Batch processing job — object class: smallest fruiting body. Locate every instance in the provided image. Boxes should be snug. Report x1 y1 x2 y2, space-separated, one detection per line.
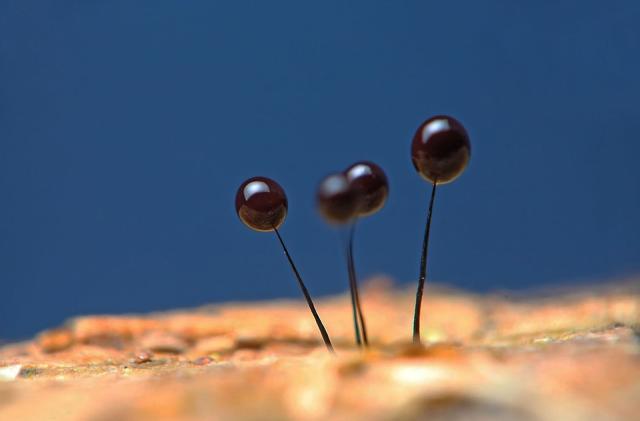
316 173 359 224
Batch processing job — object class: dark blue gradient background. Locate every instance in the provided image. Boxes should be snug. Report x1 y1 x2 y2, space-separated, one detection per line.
2 1 639 339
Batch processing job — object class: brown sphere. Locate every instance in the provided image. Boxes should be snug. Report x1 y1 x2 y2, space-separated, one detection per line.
344 161 389 217
235 177 288 232
411 115 471 184
316 173 359 224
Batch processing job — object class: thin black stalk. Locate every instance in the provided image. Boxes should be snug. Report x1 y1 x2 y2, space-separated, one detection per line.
347 221 369 347
345 227 363 346
412 181 437 344
273 227 334 353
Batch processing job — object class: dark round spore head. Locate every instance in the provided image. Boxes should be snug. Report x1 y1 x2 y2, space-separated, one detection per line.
344 161 389 217
316 173 359 224
411 115 471 184
235 176 288 232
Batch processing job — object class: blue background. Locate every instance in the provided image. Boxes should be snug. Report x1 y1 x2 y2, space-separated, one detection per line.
2 1 639 340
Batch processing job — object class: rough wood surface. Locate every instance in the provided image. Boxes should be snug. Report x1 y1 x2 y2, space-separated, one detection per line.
1 278 639 420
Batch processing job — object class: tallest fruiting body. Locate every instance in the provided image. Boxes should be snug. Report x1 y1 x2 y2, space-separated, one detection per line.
410 115 471 344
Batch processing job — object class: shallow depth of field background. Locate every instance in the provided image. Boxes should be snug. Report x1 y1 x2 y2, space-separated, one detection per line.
2 1 639 339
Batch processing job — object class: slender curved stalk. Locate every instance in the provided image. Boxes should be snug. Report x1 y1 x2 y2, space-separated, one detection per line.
412 181 437 344
347 221 368 347
273 227 334 352
346 234 363 346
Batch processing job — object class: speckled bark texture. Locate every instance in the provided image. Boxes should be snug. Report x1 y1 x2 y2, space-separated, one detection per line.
1 278 639 420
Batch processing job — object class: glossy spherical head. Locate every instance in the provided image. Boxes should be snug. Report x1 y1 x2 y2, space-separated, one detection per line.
411 115 471 184
235 177 288 232
316 173 359 224
344 161 389 217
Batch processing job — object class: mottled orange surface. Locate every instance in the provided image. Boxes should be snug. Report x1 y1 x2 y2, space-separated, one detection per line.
1 278 639 420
